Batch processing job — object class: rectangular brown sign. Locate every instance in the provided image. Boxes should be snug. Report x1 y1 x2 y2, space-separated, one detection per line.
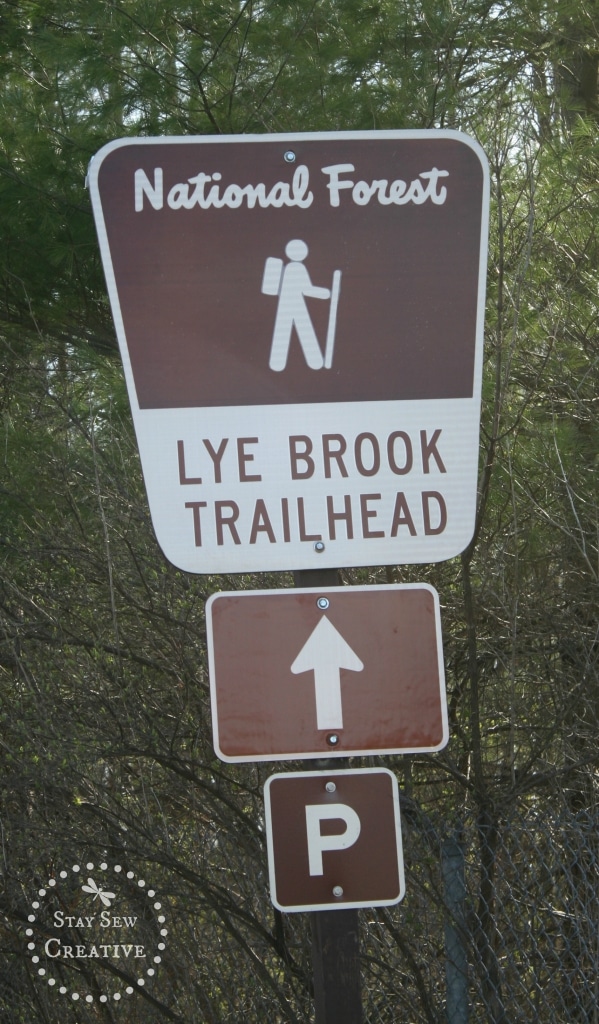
207 583 447 761
93 134 484 409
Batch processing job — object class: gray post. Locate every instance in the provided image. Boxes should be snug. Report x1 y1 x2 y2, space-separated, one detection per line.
294 568 363 1024
311 908 362 1024
442 833 469 1024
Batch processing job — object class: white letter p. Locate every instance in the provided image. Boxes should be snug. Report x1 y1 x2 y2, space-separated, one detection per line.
305 803 361 876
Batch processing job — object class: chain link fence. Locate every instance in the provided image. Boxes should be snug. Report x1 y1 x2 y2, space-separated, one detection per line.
362 801 599 1024
1 799 597 1023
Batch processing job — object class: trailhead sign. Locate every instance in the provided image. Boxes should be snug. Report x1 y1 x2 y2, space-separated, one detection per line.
89 130 489 573
206 583 447 762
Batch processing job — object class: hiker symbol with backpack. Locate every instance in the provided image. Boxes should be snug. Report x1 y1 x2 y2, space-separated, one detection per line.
262 239 341 372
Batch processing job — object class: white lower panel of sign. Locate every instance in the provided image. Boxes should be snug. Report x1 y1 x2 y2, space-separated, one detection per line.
133 397 480 572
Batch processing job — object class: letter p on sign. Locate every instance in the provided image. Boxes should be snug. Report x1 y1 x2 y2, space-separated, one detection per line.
305 804 361 875
264 768 405 912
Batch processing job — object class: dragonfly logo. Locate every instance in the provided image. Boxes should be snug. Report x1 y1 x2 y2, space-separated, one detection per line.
82 877 116 907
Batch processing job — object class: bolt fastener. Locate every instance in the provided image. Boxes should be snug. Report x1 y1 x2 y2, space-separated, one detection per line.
326 733 340 746
283 150 296 163
325 781 336 793
317 597 329 610
314 541 325 553
333 886 344 898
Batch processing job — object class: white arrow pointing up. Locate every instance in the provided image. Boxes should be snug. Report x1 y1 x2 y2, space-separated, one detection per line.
290 615 364 731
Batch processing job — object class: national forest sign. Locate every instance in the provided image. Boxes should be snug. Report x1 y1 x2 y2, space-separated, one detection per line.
89 131 489 573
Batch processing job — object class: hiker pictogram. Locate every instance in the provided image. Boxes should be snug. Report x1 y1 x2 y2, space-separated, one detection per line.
262 239 341 372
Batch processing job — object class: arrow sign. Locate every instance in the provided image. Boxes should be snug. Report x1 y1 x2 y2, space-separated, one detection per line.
290 615 364 730
206 584 447 762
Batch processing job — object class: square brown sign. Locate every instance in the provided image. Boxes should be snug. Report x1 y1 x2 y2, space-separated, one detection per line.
264 768 404 912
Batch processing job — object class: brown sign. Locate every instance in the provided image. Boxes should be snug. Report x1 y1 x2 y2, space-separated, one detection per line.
264 768 405 912
92 134 484 409
206 583 447 761
89 131 489 573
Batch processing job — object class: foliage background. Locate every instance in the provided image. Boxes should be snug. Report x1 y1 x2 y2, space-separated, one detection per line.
1 1 598 1021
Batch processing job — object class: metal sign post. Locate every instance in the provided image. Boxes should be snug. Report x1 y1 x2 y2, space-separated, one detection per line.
89 128 490 1024
312 909 362 1024
295 566 362 1024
